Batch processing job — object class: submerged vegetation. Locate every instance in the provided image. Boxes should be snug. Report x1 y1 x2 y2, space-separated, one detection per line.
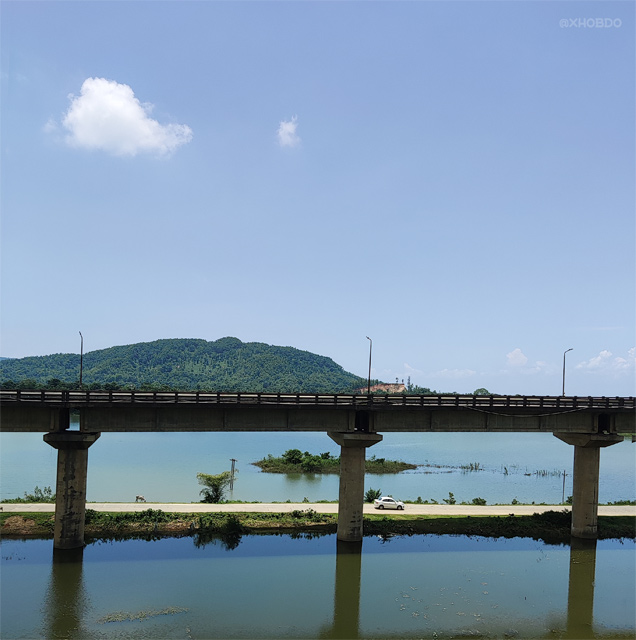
253 449 417 474
97 607 189 624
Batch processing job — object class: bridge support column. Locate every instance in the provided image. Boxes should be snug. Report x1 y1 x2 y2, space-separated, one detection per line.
329 431 382 542
554 433 623 539
43 432 100 550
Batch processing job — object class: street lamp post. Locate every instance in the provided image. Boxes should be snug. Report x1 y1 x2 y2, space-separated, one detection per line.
366 336 372 394
79 332 84 389
562 348 573 396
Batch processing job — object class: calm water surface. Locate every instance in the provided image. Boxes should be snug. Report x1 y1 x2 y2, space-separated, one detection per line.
1 534 634 639
2 427 634 504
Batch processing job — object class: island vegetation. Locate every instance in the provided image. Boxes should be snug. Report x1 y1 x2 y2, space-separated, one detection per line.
252 449 417 474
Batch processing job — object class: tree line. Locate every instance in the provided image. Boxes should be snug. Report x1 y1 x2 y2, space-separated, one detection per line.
0 337 491 395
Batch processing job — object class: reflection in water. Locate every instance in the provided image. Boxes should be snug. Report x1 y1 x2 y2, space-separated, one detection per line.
13 533 632 640
565 537 597 640
44 547 89 639
320 536 606 640
193 529 243 550
320 539 362 639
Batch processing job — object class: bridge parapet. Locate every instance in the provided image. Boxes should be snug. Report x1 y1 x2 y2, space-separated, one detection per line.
1 389 634 410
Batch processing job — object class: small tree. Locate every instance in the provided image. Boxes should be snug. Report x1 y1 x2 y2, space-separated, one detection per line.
282 449 303 465
364 488 382 502
197 471 232 503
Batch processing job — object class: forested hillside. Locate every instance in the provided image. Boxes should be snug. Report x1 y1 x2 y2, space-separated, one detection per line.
0 337 368 393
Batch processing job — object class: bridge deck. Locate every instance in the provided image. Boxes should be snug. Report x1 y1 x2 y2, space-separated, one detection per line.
1 390 634 410
1 391 634 433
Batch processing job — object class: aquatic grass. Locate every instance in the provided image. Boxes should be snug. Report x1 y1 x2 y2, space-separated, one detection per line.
459 462 482 472
97 606 189 624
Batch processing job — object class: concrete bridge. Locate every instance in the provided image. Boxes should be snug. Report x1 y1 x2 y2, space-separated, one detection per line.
1 390 634 548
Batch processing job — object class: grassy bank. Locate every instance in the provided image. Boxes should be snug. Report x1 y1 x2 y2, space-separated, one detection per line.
2 509 634 544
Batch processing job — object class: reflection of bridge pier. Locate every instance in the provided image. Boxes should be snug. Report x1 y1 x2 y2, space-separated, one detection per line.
320 539 363 639
564 538 597 639
45 547 88 638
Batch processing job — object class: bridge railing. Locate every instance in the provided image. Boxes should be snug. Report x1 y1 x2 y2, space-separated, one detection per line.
0 390 633 410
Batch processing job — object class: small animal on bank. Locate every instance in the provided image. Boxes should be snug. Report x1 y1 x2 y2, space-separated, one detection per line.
135 495 146 502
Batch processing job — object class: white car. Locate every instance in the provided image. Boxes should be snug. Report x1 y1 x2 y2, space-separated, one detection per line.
373 496 405 510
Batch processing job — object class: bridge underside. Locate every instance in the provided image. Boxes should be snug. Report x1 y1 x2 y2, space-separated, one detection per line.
1 404 633 434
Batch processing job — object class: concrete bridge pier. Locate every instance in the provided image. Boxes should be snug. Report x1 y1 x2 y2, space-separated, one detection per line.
329 431 382 542
554 433 623 539
43 432 101 549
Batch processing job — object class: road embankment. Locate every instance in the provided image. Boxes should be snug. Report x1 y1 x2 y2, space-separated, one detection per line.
2 502 635 516
1 503 634 542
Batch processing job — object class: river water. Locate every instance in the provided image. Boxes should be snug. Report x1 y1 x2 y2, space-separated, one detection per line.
1 534 634 639
1 427 634 504
2 425 635 639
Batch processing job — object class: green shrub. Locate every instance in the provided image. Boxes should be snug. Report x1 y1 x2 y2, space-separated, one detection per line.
1 485 56 504
197 471 232 503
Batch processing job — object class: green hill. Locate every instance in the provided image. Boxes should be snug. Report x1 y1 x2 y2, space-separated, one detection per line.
0 337 367 393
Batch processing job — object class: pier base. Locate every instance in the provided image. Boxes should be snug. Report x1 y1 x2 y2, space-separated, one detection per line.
329 431 382 542
554 433 623 539
44 432 100 549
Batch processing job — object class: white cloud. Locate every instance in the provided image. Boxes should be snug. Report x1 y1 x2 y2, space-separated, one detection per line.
576 348 635 375
60 77 192 157
43 118 58 134
277 115 300 148
403 363 422 374
506 348 528 367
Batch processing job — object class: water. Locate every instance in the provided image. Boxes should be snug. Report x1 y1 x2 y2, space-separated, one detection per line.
1 534 634 639
2 425 634 504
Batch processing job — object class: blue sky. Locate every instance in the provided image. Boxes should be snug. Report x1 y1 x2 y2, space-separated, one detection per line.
1 1 634 396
